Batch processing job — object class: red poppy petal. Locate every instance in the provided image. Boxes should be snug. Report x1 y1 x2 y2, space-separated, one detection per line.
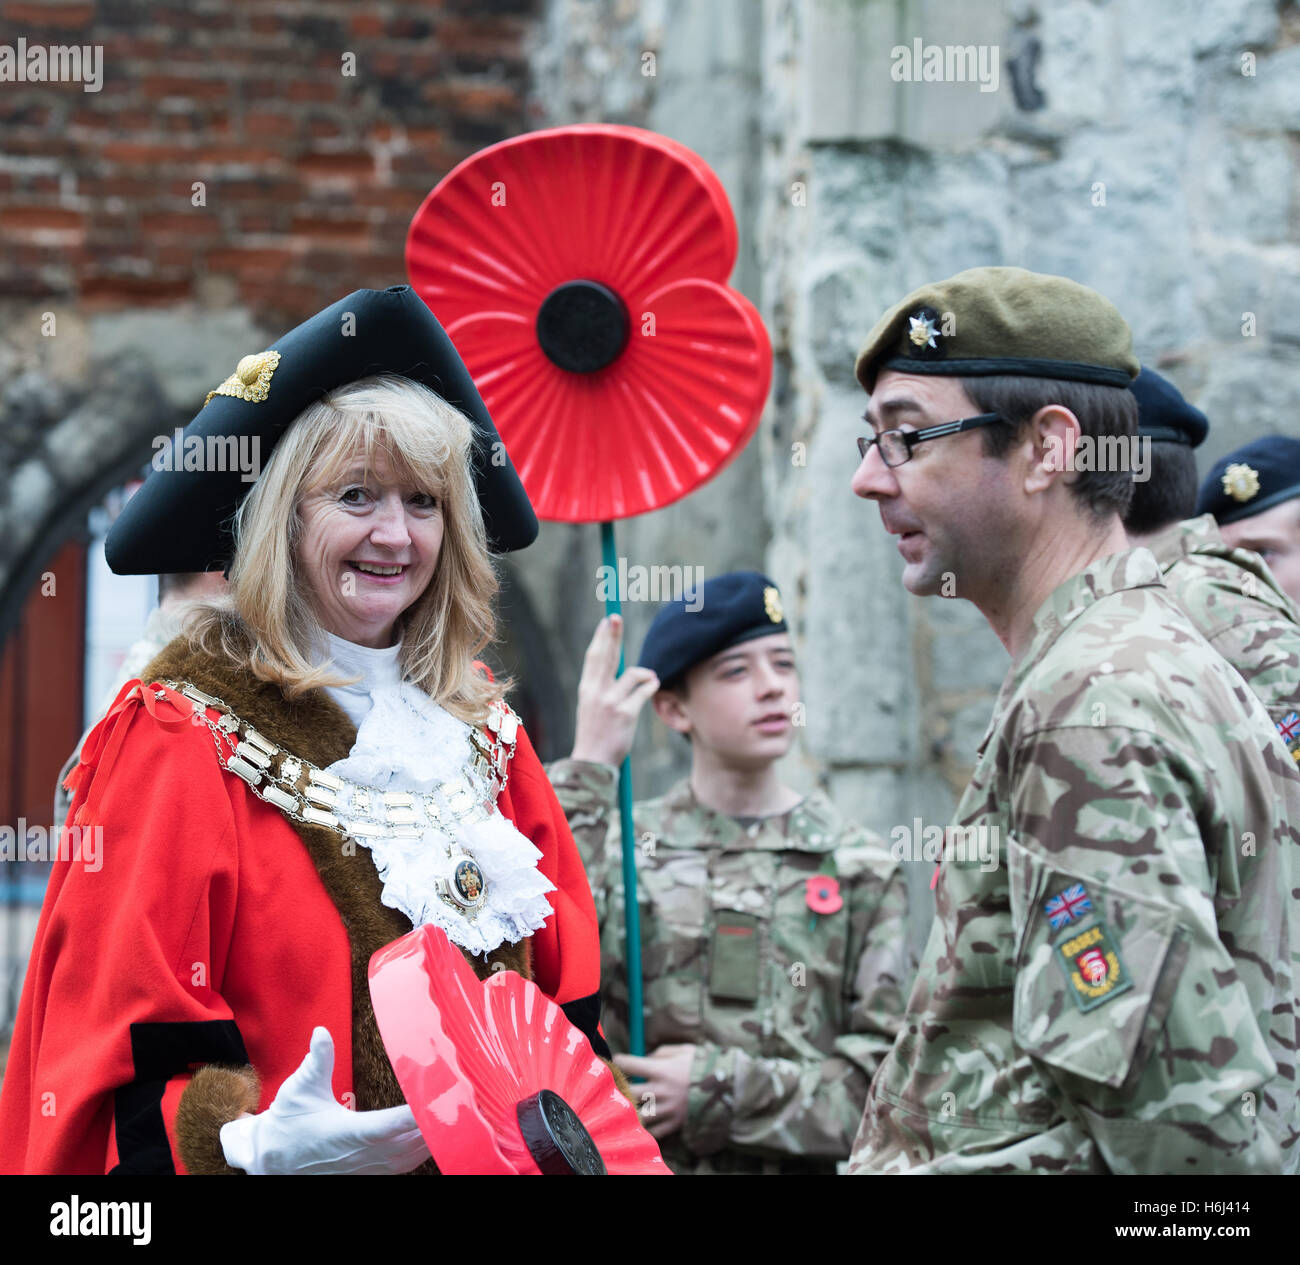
369 924 668 1175
640 131 739 278
442 310 544 390
408 126 769 521
407 125 738 332
442 280 769 521
600 281 774 520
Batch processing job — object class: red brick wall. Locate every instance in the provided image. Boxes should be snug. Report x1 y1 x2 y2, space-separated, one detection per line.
0 0 540 326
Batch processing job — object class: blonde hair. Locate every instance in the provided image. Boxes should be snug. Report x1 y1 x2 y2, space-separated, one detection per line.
187 373 506 724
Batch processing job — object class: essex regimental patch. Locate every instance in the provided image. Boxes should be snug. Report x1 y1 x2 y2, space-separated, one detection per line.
1054 920 1133 1012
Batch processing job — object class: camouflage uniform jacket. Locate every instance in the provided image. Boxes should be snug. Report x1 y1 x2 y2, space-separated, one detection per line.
1148 514 1300 756
848 548 1300 1175
548 759 911 1174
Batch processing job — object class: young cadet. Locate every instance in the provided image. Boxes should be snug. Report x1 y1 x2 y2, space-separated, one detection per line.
1197 435 1300 611
1123 368 1300 761
848 266 1300 1174
547 571 910 1175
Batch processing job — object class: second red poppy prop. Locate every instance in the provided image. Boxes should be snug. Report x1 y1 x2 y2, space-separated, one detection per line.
369 924 669 1175
405 125 772 523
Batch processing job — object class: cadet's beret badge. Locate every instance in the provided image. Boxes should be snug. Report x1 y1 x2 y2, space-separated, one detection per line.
1222 462 1261 503
905 305 946 361
763 585 783 624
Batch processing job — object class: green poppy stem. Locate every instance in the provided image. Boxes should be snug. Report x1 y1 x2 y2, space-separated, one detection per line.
601 519 646 1058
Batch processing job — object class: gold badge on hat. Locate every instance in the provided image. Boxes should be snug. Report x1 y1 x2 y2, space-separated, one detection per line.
904 305 946 361
1222 463 1260 504
908 313 939 349
763 585 783 623
204 350 282 407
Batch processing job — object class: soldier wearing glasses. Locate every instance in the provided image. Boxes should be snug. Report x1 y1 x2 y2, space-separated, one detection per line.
845 266 1300 1174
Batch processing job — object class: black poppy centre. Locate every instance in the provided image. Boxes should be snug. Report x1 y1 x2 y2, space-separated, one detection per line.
516 1088 607 1175
536 280 630 374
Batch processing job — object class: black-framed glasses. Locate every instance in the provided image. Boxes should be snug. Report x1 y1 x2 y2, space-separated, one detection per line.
856 413 1005 468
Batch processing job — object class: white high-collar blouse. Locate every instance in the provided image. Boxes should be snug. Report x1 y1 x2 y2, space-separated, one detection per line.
313 631 554 956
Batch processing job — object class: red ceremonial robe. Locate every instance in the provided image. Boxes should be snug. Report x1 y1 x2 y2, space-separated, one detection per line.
0 639 607 1174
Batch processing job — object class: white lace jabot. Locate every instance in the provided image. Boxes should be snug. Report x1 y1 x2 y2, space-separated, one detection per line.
315 632 554 955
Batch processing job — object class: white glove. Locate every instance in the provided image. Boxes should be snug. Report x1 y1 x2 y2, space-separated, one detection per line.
219 1026 430 1175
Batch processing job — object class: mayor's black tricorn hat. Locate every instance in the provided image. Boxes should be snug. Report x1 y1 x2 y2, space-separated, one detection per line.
639 570 788 685
105 285 538 574
1130 367 1208 446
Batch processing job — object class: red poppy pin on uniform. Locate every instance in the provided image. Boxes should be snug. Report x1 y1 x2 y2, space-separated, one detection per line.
405 124 772 522
369 924 669 1175
806 875 843 916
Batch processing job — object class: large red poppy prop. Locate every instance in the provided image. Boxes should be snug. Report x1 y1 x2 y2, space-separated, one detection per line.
405 124 772 523
369 924 669 1175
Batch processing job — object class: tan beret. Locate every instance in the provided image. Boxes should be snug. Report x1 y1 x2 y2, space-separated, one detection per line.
854 265 1139 393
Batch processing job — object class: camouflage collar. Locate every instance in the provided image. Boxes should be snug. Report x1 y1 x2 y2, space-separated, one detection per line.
1151 514 1299 619
982 548 1166 755
657 779 841 853
1143 513 1217 569
1145 512 1247 570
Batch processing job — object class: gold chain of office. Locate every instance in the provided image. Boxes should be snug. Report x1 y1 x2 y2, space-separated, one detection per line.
156 680 520 847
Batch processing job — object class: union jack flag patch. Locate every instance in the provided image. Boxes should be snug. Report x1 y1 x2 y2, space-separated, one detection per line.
1043 883 1093 930
1277 712 1300 762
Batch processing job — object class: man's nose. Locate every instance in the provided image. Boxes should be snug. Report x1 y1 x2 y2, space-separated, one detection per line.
851 442 899 501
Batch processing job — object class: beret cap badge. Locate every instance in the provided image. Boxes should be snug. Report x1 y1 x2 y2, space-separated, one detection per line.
204 349 281 407
763 585 783 624
905 306 945 361
1222 462 1261 504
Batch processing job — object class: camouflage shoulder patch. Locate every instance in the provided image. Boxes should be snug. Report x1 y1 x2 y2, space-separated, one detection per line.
1054 919 1134 1013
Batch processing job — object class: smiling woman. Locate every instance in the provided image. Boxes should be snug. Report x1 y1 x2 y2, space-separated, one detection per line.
187 373 499 721
0 287 621 1176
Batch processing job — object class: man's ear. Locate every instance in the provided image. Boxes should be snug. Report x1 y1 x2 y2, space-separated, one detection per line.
1024 403 1082 495
651 688 692 736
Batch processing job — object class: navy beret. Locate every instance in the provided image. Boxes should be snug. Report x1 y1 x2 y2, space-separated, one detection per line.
1130 367 1208 446
638 571 788 684
1197 435 1300 526
105 285 537 574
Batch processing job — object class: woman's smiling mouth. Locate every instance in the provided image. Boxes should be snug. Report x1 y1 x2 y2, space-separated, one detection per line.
349 560 408 578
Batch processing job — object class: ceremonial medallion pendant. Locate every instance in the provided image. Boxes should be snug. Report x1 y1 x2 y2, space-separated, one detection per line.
440 855 488 918
1054 919 1133 1013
